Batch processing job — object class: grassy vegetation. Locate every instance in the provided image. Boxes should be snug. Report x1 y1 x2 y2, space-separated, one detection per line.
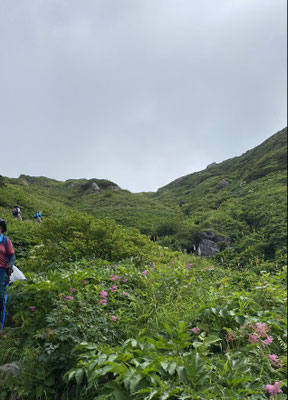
0 128 286 398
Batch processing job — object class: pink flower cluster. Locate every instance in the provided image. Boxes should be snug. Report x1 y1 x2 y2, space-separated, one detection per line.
189 327 201 334
142 270 148 275
263 336 274 346
99 290 108 306
110 275 119 281
252 322 270 338
69 288 76 293
64 296 74 301
110 285 118 292
248 334 259 344
265 381 283 396
29 306 36 311
248 322 274 346
269 354 283 368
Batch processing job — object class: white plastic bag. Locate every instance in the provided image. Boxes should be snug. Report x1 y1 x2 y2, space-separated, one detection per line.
10 265 26 283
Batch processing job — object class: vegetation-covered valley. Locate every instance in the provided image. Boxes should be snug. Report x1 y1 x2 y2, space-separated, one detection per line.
0 128 287 399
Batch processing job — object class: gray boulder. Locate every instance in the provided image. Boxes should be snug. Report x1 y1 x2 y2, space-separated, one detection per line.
206 162 218 169
218 179 229 189
0 361 21 376
197 239 220 257
88 182 100 194
198 231 215 240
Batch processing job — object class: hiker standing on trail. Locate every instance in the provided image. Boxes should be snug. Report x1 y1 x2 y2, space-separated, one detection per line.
0 219 16 325
33 211 42 223
12 206 22 221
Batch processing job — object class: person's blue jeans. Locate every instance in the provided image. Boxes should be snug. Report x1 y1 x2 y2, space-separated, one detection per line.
0 268 8 324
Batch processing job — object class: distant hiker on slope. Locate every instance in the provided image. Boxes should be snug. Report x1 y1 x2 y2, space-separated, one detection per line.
12 206 22 221
0 219 16 326
33 211 42 223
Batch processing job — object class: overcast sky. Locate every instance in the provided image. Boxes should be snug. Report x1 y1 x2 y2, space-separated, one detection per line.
0 0 286 192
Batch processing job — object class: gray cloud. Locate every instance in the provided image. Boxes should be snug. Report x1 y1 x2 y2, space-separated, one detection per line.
0 0 286 192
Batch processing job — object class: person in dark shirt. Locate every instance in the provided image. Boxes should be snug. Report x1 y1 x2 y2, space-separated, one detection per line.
0 219 16 325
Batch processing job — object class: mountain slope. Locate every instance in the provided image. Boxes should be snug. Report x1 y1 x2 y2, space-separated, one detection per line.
0 127 286 264
154 127 287 205
151 128 287 262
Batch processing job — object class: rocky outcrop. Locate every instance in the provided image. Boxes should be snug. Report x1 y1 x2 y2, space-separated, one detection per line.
88 182 100 194
197 239 220 257
198 231 215 241
0 362 20 376
218 179 229 189
206 162 218 169
197 231 230 257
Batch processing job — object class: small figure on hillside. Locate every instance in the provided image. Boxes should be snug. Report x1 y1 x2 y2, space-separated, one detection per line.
33 211 42 223
12 206 22 221
0 219 16 327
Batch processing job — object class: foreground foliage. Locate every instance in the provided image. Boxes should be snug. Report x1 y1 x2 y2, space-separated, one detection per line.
0 217 286 399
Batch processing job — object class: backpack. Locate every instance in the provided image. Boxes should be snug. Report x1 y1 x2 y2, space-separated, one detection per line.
2 236 16 267
12 208 18 216
1 236 9 263
2 236 8 249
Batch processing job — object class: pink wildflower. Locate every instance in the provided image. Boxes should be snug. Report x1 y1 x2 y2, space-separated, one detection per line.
64 296 74 301
123 291 129 296
69 288 76 293
111 315 118 321
185 264 194 270
248 334 259 343
252 322 270 338
190 327 201 334
99 299 107 305
122 277 128 283
225 332 236 343
109 285 117 292
269 354 283 368
265 381 283 396
110 275 119 281
142 270 148 275
81 280 88 285
29 306 36 311
263 336 274 346
100 290 108 298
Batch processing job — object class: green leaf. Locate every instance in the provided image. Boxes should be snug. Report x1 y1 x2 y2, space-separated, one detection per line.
75 368 84 385
204 335 221 346
168 361 177 375
235 315 246 325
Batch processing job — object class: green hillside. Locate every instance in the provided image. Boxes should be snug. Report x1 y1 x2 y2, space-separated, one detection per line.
0 176 178 235
0 127 287 266
151 128 287 265
0 128 287 399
